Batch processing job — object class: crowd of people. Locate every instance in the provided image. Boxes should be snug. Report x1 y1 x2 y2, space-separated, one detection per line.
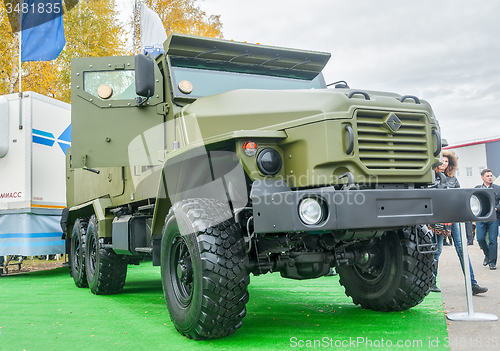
429 150 500 296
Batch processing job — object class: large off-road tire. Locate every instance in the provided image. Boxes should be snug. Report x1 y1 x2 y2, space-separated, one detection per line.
85 215 127 295
336 225 434 311
71 218 88 288
161 198 250 340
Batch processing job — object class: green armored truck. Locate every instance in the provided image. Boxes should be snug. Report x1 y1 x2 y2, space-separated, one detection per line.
65 34 495 340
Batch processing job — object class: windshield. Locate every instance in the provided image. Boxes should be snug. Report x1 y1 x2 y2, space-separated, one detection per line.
170 57 326 99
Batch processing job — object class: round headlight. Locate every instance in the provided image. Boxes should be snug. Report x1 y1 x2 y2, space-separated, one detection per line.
257 148 282 175
470 195 482 216
299 198 324 225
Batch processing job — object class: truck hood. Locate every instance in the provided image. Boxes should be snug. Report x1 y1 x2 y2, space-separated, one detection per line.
179 88 433 143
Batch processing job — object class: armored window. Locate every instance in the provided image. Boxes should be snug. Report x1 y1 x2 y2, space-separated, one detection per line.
83 71 136 100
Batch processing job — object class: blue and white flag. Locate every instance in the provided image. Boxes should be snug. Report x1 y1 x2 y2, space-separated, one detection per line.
21 0 65 62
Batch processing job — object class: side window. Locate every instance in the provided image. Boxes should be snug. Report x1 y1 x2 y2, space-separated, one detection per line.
84 71 136 100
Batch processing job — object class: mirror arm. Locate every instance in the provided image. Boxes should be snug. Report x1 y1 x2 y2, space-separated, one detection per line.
136 89 152 106
136 97 147 106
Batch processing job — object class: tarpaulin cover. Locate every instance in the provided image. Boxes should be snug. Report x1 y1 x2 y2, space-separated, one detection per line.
0 213 64 255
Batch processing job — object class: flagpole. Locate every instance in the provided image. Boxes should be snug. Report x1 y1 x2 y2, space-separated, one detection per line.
134 0 141 54
19 0 22 93
18 0 23 130
139 1 142 54
19 31 22 93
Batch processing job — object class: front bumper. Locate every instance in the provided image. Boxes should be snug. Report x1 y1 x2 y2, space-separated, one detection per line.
251 183 495 234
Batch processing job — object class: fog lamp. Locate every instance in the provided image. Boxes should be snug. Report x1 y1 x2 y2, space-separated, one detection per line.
299 198 324 225
470 195 482 217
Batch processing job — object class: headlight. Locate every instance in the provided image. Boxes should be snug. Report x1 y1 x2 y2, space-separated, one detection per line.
257 148 282 175
470 195 482 216
298 198 325 225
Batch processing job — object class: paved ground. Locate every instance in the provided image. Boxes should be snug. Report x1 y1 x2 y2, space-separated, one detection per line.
439 240 500 351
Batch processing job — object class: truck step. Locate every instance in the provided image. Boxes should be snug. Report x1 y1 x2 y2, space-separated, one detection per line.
138 204 155 212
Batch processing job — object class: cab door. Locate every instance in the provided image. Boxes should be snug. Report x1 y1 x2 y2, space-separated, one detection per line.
70 56 165 168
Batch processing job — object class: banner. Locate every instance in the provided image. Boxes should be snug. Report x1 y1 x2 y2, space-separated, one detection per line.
21 0 66 62
0 213 65 256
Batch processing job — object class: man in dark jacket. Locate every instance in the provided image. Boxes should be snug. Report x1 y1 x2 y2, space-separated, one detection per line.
475 169 500 270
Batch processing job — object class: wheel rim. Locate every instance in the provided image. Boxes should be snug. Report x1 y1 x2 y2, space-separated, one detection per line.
88 231 97 281
169 234 194 307
72 235 82 272
352 240 390 284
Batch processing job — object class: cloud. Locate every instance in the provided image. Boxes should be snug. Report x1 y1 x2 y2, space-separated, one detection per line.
118 0 497 145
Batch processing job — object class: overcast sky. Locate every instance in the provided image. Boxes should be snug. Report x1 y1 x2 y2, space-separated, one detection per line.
124 0 500 145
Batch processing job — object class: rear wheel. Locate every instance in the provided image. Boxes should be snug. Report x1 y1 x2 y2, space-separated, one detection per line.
71 218 88 288
336 225 434 311
85 215 127 295
161 198 250 340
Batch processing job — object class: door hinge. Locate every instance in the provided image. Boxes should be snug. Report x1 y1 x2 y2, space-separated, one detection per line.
156 103 169 115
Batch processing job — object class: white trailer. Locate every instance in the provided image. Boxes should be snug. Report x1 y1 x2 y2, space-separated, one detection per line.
0 92 70 257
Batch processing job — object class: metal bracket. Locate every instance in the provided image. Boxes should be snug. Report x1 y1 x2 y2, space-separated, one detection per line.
18 92 23 130
156 103 169 115
333 247 350 266
416 226 437 254
82 154 100 174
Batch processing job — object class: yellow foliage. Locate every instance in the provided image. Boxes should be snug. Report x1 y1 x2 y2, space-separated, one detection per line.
0 6 19 94
134 0 223 53
54 0 127 103
0 0 223 103
0 0 126 103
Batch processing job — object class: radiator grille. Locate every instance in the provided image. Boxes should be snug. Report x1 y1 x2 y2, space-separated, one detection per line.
356 111 428 170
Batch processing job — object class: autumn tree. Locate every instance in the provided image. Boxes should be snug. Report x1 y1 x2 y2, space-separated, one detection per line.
0 4 20 94
53 0 126 102
133 0 223 53
0 0 126 102
1 0 223 102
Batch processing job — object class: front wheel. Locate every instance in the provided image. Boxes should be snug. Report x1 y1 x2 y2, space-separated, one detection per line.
161 199 250 340
336 225 434 311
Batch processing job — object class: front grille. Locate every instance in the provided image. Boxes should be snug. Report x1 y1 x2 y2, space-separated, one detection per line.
356 110 429 170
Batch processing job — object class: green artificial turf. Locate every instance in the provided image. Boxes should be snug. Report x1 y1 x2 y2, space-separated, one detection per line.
0 262 449 350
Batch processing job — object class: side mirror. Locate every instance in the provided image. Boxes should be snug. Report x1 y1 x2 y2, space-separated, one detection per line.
135 54 155 98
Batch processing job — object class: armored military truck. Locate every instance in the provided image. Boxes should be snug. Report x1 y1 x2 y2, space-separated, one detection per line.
65 33 495 340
